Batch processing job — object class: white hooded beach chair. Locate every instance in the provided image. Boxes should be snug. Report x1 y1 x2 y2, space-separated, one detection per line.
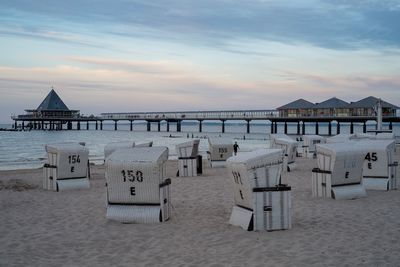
105 146 171 223
104 141 135 160
270 135 298 172
176 139 200 177
43 143 90 191
303 135 326 158
227 149 291 231
355 140 398 190
312 143 367 200
207 137 233 167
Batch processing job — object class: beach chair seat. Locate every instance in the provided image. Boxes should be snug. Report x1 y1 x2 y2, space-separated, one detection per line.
270 135 298 172
207 137 233 167
312 143 366 200
176 139 200 177
355 140 398 190
303 135 326 158
43 143 90 191
135 141 153 147
104 141 135 160
105 147 171 223
227 149 291 231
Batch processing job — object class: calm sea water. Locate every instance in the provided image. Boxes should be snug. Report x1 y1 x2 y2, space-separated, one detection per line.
0 121 398 170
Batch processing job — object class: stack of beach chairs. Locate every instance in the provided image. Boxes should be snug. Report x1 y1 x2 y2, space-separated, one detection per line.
312 133 399 199
105 147 171 223
270 134 298 172
227 149 291 231
43 142 90 191
176 139 201 177
207 137 233 167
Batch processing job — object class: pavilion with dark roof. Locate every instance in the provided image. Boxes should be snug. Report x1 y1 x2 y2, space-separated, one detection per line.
24 88 80 119
277 96 398 118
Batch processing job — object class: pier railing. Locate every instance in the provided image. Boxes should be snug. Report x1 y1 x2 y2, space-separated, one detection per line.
100 110 279 120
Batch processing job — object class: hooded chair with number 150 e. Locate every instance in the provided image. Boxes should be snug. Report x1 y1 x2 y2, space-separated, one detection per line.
105 146 171 223
43 143 90 192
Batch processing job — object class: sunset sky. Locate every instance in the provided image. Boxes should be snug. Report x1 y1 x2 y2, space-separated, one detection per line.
1 0 400 122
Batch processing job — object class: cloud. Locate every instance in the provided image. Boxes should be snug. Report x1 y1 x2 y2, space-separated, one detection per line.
2 0 400 51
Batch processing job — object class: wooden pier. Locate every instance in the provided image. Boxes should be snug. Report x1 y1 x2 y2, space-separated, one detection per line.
11 110 400 135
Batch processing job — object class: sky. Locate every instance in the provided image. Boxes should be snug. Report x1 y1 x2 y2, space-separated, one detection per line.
1 0 400 122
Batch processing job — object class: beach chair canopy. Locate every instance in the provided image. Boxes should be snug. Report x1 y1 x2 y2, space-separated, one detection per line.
315 142 364 186
106 146 169 204
104 141 135 159
176 139 200 158
45 143 89 179
227 149 284 210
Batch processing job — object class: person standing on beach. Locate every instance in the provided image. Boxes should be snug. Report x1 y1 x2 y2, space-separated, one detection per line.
233 141 239 156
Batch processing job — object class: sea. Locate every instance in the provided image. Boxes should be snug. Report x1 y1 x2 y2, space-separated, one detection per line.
0 121 399 171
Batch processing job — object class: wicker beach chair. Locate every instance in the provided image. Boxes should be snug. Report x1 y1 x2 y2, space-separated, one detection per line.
227 149 291 231
105 146 171 223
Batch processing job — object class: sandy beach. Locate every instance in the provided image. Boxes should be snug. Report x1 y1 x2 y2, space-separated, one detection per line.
1 157 400 267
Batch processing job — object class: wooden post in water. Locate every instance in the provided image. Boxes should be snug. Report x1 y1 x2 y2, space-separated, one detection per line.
147 121 151 132
363 121 366 133
337 122 340 134
167 121 170 132
315 122 319 135
86 121 89 130
246 120 251 134
221 120 225 133
158 121 161 132
199 120 202 133
350 122 354 134
284 122 288 134
297 121 300 135
130 120 133 131
328 121 332 136
114 120 118 131
100 121 103 130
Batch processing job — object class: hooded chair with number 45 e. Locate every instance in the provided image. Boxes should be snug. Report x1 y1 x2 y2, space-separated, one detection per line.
355 139 398 190
227 149 291 231
105 146 171 223
312 142 367 200
43 143 90 191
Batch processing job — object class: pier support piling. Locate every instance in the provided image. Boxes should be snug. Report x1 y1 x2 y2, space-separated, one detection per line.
297 121 300 135
199 120 203 133
167 121 170 132
100 121 103 130
337 122 340 135
315 122 319 135
328 121 332 136
147 121 151 132
177 121 181 132
114 120 118 131
302 122 305 135
363 121 367 133
350 122 354 134
222 120 225 133
246 120 251 134
158 121 161 132
284 122 288 134
87 121 89 130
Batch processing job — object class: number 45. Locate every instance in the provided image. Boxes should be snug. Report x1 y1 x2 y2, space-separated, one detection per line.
365 152 377 162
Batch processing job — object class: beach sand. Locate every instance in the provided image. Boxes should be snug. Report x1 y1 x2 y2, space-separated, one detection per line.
1 157 400 267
